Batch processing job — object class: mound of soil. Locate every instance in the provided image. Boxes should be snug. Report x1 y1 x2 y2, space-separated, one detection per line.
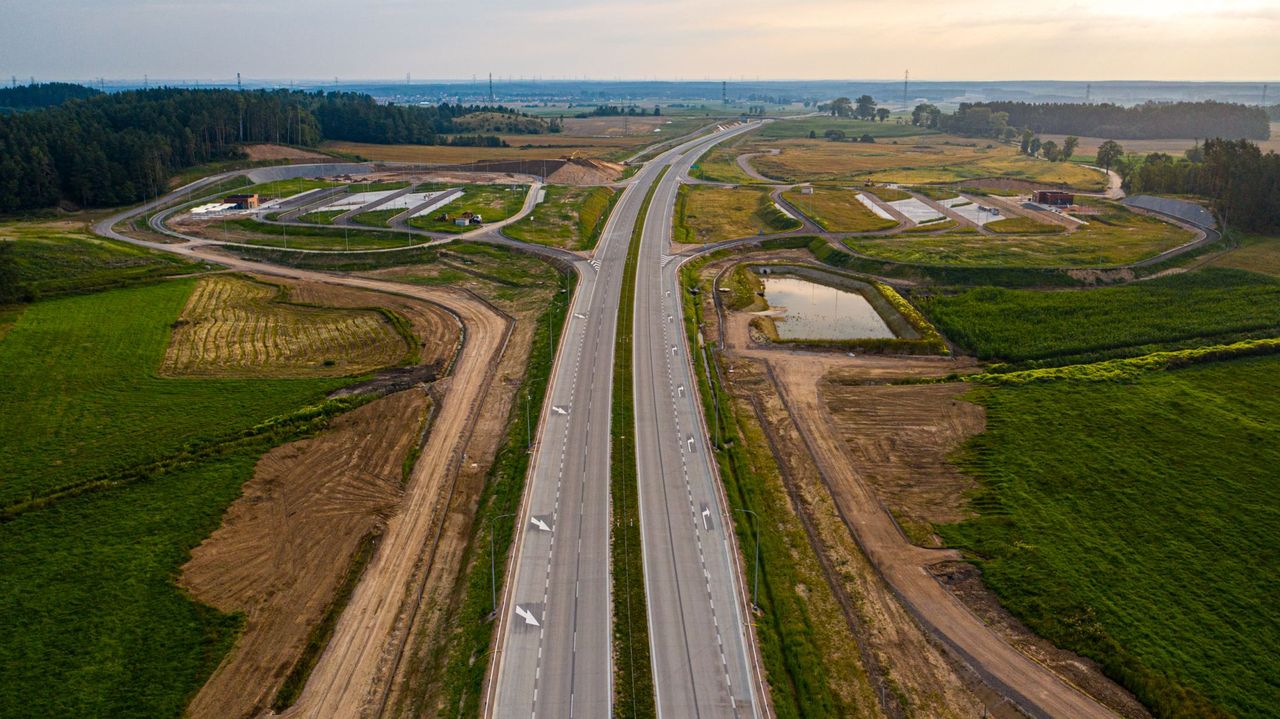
546 158 624 185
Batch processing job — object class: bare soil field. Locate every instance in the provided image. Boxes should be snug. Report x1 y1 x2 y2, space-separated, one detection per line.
821 382 984 546
180 389 430 719
701 251 1141 718
241 144 334 162
161 275 411 378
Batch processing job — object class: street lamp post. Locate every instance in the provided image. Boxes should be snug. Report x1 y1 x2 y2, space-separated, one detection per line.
733 508 761 609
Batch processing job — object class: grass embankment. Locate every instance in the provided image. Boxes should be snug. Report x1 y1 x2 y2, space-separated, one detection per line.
941 355 1280 718
404 262 576 717
689 137 761 185
779 188 897 233
807 237 1085 289
298 210 344 225
1204 232 1280 277
918 269 1280 366
860 185 910 203
0 220 204 300
680 259 875 717
226 218 422 251
407 184 527 234
608 170 662 718
245 178 343 199
673 185 800 244
843 202 1190 267
984 216 1066 234
908 185 960 201
504 185 620 250
0 279 361 718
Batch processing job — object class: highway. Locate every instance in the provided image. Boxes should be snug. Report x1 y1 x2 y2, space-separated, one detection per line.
632 127 764 717
488 122 761 718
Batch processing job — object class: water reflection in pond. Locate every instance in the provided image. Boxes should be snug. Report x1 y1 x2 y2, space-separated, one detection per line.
762 276 895 340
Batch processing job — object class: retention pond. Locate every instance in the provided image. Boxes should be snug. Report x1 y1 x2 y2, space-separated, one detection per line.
762 275 896 341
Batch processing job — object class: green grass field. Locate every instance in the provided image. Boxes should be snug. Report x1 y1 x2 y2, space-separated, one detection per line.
985 216 1065 234
779 188 897 232
0 280 347 508
504 185 619 250
1205 233 1280 277
917 269 1280 364
673 185 800 244
941 356 1280 718
1 220 203 300
227 219 422 251
0 445 257 719
755 117 934 140
298 209 344 225
407 185 527 234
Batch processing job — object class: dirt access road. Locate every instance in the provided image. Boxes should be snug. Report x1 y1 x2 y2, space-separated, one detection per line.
717 321 1119 717
94 209 513 719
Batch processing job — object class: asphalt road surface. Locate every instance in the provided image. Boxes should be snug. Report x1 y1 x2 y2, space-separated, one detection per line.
633 126 764 718
488 122 761 719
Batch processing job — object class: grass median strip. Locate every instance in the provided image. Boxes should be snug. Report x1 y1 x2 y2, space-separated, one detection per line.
611 169 663 719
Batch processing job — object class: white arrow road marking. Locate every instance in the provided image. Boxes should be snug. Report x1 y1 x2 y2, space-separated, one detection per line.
672 346 678 356
515 605 541 627
701 505 713 530
677 385 685 397
687 437 696 453
531 516 552 532
573 312 587 319
552 405 569 416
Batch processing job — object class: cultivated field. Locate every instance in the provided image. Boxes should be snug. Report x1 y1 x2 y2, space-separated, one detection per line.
780 187 898 232
503 185 619 250
918 268 1280 364
673 185 800 244
161 275 412 378
942 356 1280 718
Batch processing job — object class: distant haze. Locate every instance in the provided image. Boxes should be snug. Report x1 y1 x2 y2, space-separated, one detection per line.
3 0 1278 83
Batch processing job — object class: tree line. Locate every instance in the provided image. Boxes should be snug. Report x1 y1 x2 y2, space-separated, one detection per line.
959 101 1270 140
820 95 892 122
0 82 101 111
573 104 661 118
1120 138 1280 232
0 87 512 212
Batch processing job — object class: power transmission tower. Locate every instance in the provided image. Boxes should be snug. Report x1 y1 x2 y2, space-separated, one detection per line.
903 69 909 112
1263 84 1269 108
722 80 727 105
489 73 494 102
237 72 242 91
1086 83 1092 104
143 74 148 89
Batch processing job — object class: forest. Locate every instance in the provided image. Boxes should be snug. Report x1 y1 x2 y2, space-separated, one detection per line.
0 82 101 111
0 87 511 212
1124 139 1280 232
964 100 1270 140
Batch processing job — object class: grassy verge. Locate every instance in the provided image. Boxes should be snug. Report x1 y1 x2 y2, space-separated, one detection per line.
809 237 1084 288
407 264 575 717
407 185 527 234
226 218 422 251
985 216 1066 234
679 259 866 718
610 170 662 719
941 354 1280 718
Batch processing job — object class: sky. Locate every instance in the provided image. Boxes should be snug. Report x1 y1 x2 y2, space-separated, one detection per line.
3 0 1278 83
